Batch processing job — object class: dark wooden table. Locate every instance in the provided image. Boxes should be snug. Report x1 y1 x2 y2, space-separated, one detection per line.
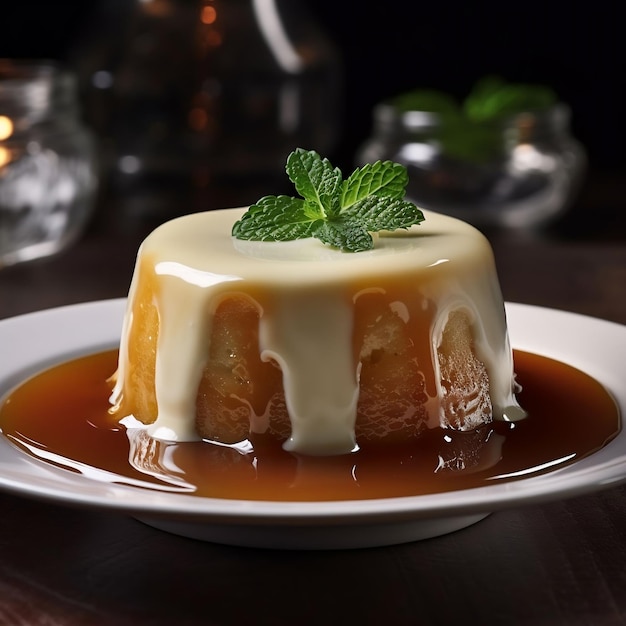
1 176 625 625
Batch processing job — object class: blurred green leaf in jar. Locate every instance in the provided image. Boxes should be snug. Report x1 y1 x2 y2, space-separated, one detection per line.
358 76 586 229
463 75 558 122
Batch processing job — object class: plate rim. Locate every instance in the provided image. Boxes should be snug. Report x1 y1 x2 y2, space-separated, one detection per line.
0 298 624 526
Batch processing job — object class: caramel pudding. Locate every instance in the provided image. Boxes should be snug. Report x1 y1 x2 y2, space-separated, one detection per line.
108 207 525 456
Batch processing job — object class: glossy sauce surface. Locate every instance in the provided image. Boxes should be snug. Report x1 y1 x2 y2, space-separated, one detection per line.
0 349 620 501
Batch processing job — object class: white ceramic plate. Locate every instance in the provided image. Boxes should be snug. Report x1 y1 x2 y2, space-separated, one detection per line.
0 300 624 550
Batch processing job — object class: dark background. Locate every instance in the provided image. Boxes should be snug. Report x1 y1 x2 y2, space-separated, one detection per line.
314 0 625 175
2 0 624 194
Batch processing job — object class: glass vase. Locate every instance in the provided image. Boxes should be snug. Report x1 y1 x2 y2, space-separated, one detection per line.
0 60 98 267
358 102 587 229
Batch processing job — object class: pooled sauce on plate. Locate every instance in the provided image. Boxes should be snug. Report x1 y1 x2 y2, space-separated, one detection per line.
0 349 620 501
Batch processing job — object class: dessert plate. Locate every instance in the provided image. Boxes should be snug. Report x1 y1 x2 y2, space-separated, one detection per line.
0 299 624 550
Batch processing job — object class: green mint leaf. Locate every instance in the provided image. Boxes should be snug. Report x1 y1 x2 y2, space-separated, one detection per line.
232 195 323 241
232 149 425 253
345 196 425 233
315 217 374 253
463 75 557 122
286 148 343 217
341 160 409 208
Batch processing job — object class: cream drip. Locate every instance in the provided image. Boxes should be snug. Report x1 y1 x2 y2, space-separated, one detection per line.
258 291 359 455
110 207 524 455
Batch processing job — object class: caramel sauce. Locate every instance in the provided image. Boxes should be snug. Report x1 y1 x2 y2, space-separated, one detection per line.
0 349 620 501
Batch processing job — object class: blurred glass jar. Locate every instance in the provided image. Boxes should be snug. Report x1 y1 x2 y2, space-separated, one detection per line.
0 60 98 267
357 102 586 229
71 0 342 221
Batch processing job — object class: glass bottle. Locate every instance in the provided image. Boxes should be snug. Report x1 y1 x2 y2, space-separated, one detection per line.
357 102 587 229
0 60 98 267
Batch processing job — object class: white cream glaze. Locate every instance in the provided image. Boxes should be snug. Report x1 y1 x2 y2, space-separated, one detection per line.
110 207 524 455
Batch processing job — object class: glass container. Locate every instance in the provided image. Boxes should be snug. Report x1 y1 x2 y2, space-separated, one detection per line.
357 102 587 229
0 60 98 267
71 0 342 222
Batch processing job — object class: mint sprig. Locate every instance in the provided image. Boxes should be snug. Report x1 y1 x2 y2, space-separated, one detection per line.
232 149 425 252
